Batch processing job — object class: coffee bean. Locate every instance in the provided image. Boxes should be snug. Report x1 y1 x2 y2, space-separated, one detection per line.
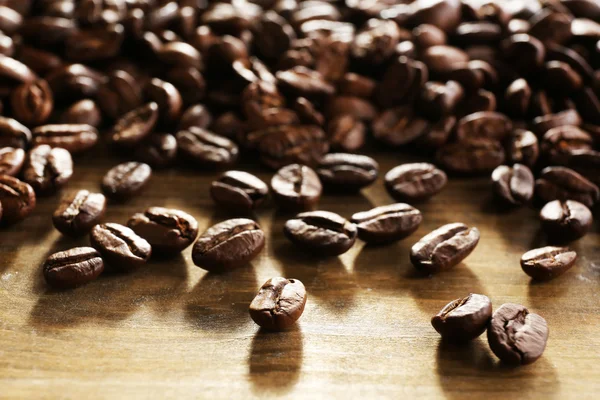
276 66 335 98
46 63 105 102
351 19 401 65
436 139 505 174
504 78 531 117
0 147 24 176
101 162 152 201
532 109 582 135
53 190 106 237
176 127 239 168
372 107 430 146
413 24 447 49
22 145 73 195
326 96 377 121
90 223 152 271
535 166 599 208
565 148 600 186
417 80 464 121
410 223 480 273
338 73 375 98
521 246 577 281
59 99 102 127
166 67 206 106
192 218 265 272
43 247 104 289
0 175 36 224
158 41 202 69
541 126 593 165
491 164 534 205
96 69 142 120
127 207 199 255
505 129 539 167
145 78 182 125
415 116 456 151
431 293 492 342
10 79 53 126
294 97 325 126
210 112 244 140
0 116 31 149
271 164 322 211
456 112 513 142
327 115 366 152
0 54 36 86
110 102 159 148
32 124 98 154
502 34 545 74
249 277 307 331
179 104 213 131
420 45 469 75
385 163 447 202
376 57 428 108
540 200 593 242
316 153 378 191
351 203 422 244
284 211 357 256
210 171 269 211
133 133 177 169
256 124 328 169
487 303 549 365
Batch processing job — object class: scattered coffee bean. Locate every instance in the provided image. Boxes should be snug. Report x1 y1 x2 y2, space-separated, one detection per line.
128 207 199 255
90 223 152 271
436 139 505 174
176 127 239 168
456 112 513 142
0 175 35 224
316 153 378 191
43 247 104 289
249 277 307 331
521 246 577 281
351 203 422 244
487 303 549 365
535 166 599 208
0 146 24 176
271 164 322 211
133 133 177 168
505 129 539 167
11 79 53 126
372 107 430 146
210 171 269 212
59 99 102 127
385 163 447 202
431 294 492 342
0 116 31 148
491 164 534 205
32 124 98 154
192 218 265 272
53 190 106 237
256 124 328 169
101 161 152 201
410 223 480 273
540 200 593 242
110 102 158 149
22 145 73 195
284 211 357 256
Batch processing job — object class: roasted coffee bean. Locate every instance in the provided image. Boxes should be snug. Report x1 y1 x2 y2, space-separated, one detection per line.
532 109 582 135
145 78 182 125
415 116 456 151
316 153 378 191
521 246 577 281
502 34 545 74
192 218 265 272
420 45 469 75
372 107 429 146
410 223 480 273
127 207 199 254
504 78 531 117
166 67 206 106
456 112 512 142
351 203 422 244
284 211 357 256
431 294 492 342
96 69 143 120
417 81 464 120
256 125 328 170
535 166 599 208
22 145 73 195
376 57 428 108
326 96 377 121
338 73 375 98
327 115 366 152
487 303 549 365
505 129 539 167
294 97 325 126
545 61 583 93
0 117 31 149
413 24 447 49
101 162 152 201
210 112 244 140
0 54 37 86
0 147 24 176
491 164 534 205
565 149 600 186
46 64 106 102
179 104 212 131
43 247 104 289
385 163 447 202
0 175 36 224
176 127 239 168
90 223 152 271
32 124 98 154
253 11 295 61
158 41 202 69
276 66 335 98
110 102 158 148
540 200 593 242
249 277 307 331
133 133 177 169
59 99 102 127
53 190 106 237
210 171 269 211
436 139 505 174
10 79 53 126
351 19 401 65
541 126 593 165
271 164 322 211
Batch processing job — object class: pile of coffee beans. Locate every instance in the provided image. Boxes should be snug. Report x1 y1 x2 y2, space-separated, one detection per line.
0 0 599 351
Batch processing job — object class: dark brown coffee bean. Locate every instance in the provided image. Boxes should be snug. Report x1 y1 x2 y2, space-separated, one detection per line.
351 203 422 244
327 115 365 152
504 78 531 117
436 139 505 174
179 104 212 131
455 21 503 44
421 45 469 75
0 147 24 176
284 211 357 256
372 107 429 146
415 116 456 151
0 117 31 149
385 163 448 202
502 34 545 74
417 81 464 120
575 87 600 125
43 247 104 289
101 162 152 201
210 171 269 211
411 0 462 33
32 124 98 155
376 57 428 108
0 175 36 224
326 96 377 121
133 133 177 169
19 16 76 47
458 89 497 117
410 223 480 274
176 127 239 168
10 79 53 127
90 223 152 271
316 153 378 191
545 61 583 93
491 164 534 205
158 41 202 69
166 67 206 106
253 11 295 61
16 45 62 76
521 246 577 281
46 64 106 102
541 126 593 164
192 218 265 272
431 294 492 342
505 129 539 167
338 73 375 98
59 100 102 127
210 112 244 140
53 190 106 237
145 78 182 125
249 277 307 331
276 66 335 98
565 148 600 186
256 124 328 170
532 109 582 135
351 19 401 65
271 164 322 211
96 69 143 121
456 112 512 142
0 54 37 88
127 207 199 255
487 303 549 365
540 200 593 242
65 24 124 62
110 102 158 148
22 145 73 195
535 166 599 208
413 24 447 49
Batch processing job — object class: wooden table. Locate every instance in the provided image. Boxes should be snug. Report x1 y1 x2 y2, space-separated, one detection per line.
1 146 599 399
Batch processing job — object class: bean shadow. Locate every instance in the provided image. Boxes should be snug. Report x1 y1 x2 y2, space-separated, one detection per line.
248 326 303 396
351 239 412 293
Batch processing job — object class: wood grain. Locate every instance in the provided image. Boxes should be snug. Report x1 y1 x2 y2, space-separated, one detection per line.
1 147 599 399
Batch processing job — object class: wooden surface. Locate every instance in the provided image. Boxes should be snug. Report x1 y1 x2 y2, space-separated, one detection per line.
1 146 600 400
